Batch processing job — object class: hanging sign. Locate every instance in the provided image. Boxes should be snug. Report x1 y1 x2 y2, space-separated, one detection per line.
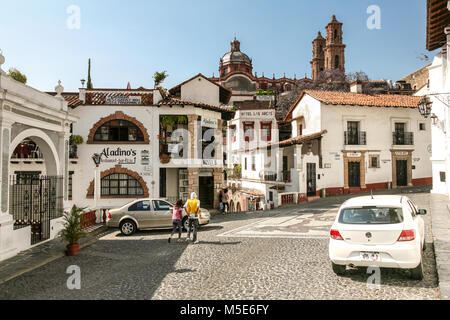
201 118 218 128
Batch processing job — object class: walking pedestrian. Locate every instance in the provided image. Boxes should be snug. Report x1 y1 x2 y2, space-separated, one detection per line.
169 199 184 243
184 192 200 244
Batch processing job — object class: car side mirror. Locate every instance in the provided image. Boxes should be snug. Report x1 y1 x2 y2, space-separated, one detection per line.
418 209 427 215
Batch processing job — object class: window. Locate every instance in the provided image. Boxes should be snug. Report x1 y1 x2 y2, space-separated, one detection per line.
68 171 74 199
101 173 144 196
407 201 418 218
339 207 403 225
230 125 237 142
346 121 360 145
334 55 340 69
419 123 426 131
245 157 248 170
260 122 272 142
243 122 254 142
298 123 303 136
440 172 446 182
128 200 151 211
152 200 172 211
94 120 144 142
251 154 256 171
369 155 380 168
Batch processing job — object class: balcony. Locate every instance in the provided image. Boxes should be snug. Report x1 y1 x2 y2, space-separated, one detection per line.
393 132 414 145
282 170 291 183
344 131 366 145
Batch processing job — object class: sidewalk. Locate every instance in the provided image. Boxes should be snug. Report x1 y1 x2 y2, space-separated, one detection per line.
0 224 108 285
429 193 450 300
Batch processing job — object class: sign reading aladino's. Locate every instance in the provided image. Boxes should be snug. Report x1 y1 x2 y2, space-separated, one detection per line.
201 118 218 128
106 95 142 105
98 147 138 164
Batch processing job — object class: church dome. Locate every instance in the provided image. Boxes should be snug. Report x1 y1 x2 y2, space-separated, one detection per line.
221 51 252 65
219 38 253 77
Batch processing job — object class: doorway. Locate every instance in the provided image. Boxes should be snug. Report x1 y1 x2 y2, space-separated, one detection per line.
199 176 214 208
307 163 316 197
348 162 361 187
396 160 408 187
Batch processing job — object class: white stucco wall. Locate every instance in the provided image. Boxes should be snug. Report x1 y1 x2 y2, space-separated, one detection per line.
181 76 220 106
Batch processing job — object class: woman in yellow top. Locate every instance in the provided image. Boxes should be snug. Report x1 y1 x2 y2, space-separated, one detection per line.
183 192 200 244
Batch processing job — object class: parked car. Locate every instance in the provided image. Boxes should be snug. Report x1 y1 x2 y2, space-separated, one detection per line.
329 195 426 280
106 198 210 236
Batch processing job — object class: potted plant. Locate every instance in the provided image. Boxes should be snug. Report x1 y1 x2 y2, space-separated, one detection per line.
59 205 87 256
70 135 84 159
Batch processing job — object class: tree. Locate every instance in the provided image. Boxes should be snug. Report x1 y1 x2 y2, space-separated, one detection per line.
8 68 27 84
346 71 370 82
86 58 93 89
153 71 168 88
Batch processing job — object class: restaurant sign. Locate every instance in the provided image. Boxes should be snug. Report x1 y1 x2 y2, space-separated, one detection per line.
106 96 142 105
98 147 137 165
201 118 218 128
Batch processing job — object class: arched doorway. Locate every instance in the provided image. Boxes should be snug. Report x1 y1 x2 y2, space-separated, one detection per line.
236 202 242 212
9 129 63 245
230 200 235 213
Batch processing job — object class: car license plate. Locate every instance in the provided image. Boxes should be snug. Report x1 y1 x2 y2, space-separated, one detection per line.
360 252 381 262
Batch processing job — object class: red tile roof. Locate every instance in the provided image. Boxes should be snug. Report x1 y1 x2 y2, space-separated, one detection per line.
284 90 423 122
85 91 153 105
270 130 327 148
46 92 83 108
158 97 234 115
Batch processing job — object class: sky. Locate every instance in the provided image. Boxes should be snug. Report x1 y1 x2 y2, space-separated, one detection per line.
0 0 435 92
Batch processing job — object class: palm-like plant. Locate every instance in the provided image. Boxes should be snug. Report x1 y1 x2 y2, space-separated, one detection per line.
59 206 87 245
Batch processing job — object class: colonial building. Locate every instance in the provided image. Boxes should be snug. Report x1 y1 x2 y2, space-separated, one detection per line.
424 0 450 197
227 87 432 209
0 52 77 261
225 100 279 211
61 74 233 212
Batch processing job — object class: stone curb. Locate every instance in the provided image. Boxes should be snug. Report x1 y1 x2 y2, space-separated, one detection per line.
0 225 108 285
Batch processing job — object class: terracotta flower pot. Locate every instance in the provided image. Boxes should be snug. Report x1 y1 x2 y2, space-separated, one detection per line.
66 243 79 256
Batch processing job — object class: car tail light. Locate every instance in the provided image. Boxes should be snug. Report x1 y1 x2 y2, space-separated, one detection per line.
330 229 343 240
397 230 415 241
108 211 111 219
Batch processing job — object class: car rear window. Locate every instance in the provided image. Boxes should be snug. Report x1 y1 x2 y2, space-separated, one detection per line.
338 207 403 224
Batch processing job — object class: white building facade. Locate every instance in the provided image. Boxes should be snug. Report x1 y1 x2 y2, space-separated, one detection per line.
0 52 77 261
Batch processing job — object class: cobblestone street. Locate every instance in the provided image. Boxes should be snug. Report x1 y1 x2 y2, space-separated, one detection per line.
0 188 440 300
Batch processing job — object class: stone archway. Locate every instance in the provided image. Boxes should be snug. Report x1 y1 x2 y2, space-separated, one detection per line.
10 128 61 176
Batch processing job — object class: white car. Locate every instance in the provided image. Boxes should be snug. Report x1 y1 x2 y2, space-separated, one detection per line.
329 195 427 280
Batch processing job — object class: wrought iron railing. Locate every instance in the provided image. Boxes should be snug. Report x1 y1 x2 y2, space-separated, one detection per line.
9 174 64 245
80 210 97 229
282 170 291 183
344 131 366 145
393 132 414 145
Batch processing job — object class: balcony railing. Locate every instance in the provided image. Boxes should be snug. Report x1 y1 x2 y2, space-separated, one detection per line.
393 132 414 145
264 173 278 182
282 170 291 183
344 131 366 145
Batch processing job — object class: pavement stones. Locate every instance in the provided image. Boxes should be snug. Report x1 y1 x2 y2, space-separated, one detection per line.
0 224 108 286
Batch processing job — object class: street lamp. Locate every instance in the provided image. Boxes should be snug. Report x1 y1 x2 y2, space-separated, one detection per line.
418 96 432 118
91 153 102 212
92 153 102 167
